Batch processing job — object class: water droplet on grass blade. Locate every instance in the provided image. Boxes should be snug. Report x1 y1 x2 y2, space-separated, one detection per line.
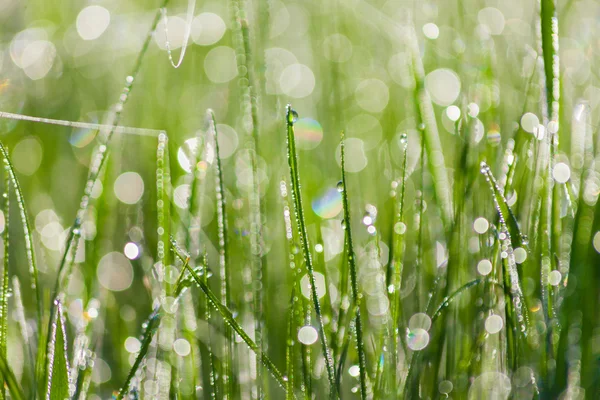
399 132 408 147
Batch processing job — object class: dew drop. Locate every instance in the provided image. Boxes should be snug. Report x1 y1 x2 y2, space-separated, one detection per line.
288 108 299 124
336 181 344 192
399 133 408 146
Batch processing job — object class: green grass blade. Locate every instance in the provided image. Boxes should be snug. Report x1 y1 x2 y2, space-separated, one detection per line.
285 288 296 400
0 142 42 324
116 310 161 399
539 0 559 124
285 105 337 397
0 352 25 400
230 3 266 396
170 238 290 394
407 23 453 226
389 134 409 382
430 279 485 323
156 131 171 277
480 162 530 369
208 110 234 397
480 162 529 250
45 299 71 400
0 163 8 399
339 131 368 400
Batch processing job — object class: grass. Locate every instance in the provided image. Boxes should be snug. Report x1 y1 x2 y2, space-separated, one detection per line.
0 0 599 398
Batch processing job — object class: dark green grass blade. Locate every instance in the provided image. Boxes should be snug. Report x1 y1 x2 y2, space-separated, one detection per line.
0 352 25 400
45 299 70 400
0 164 8 399
116 310 160 399
285 105 337 397
339 131 368 400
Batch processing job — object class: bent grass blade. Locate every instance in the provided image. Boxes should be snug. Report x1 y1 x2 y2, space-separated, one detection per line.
170 238 291 395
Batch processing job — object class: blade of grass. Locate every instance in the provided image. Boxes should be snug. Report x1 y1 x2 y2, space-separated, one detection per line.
339 131 368 400
12 276 35 387
170 238 291 394
285 105 337 398
480 162 530 370
0 142 41 326
72 351 94 400
230 2 267 395
285 287 296 400
300 295 312 398
407 22 453 227
0 352 25 400
0 164 8 400
161 0 195 68
430 279 486 323
389 134 409 382
208 110 234 398
539 0 560 125
45 299 71 400
116 310 161 399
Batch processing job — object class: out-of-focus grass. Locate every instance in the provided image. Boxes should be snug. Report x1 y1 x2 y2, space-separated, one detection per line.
0 0 600 398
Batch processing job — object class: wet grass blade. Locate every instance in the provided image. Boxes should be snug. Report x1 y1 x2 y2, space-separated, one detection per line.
208 110 234 397
116 310 160 399
339 131 368 400
389 133 409 386
230 3 266 395
480 163 530 369
480 162 528 249
407 23 453 227
285 105 337 397
0 164 8 399
539 0 559 124
45 299 70 400
0 352 25 400
0 142 42 324
285 288 296 400
430 279 485 323
170 238 290 394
